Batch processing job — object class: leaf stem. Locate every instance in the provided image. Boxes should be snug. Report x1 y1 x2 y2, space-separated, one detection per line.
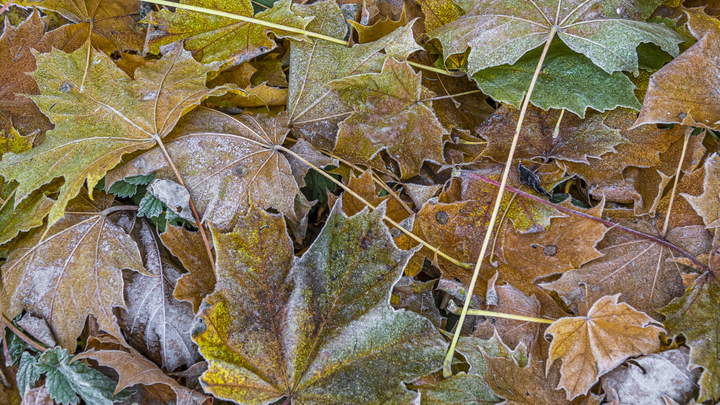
140 0 460 77
442 26 558 378
278 146 473 270
464 171 710 272
662 128 691 237
0 1 14 14
2 315 47 353
99 205 139 216
552 108 565 139
421 89 485 102
0 188 15 212
445 301 554 324
154 137 216 274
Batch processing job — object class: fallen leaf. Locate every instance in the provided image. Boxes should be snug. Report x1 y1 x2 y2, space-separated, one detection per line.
340 169 409 223
1 191 147 351
194 202 446 404
0 42 227 227
391 276 442 327
601 348 701 405
20 386 51 405
349 8 408 43
683 153 720 228
145 0 311 67
415 0 463 31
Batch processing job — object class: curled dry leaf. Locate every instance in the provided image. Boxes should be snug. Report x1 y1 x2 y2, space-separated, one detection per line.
0 42 227 227
331 58 447 179
340 169 409 223
0 191 147 351
107 107 312 239
74 335 211 405
683 153 720 228
194 202 446 404
545 294 664 400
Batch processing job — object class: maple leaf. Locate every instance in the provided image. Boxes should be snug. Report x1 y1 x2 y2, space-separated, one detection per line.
0 42 227 227
144 0 311 67
331 58 447 179
74 335 211 405
634 11 720 130
0 127 52 245
660 239 720 403
11 0 145 54
107 107 312 238
391 276 442 328
471 42 642 116
160 225 216 313
339 169 409 223
415 0 464 31
428 0 684 76
1 190 147 351
118 220 199 371
193 203 446 404
287 0 422 150
478 105 627 164
601 348 702 405
420 71 495 133
545 294 664 400
683 153 720 229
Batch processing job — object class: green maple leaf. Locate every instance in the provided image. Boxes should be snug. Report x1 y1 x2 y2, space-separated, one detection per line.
194 202 446 404
429 0 684 76
0 42 226 227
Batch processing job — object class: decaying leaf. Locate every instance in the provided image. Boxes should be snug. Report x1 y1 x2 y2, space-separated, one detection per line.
683 153 720 228
545 294 664 399
0 42 227 227
194 202 446 404
1 191 147 350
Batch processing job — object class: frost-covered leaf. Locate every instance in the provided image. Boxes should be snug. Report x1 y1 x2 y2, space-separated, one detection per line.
683 153 720 228
429 0 684 75
1 191 147 350
119 220 199 371
546 294 663 400
194 202 446 404
331 58 447 179
0 42 227 227
145 0 311 67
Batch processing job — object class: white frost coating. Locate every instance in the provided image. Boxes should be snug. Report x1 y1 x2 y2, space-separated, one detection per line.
147 179 195 223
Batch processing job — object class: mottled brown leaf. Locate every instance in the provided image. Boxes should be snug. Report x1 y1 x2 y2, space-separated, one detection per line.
683 153 720 228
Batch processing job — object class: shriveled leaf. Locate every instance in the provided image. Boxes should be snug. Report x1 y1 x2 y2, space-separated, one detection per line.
194 203 446 404
429 0 684 75
634 25 720 129
683 153 720 228
1 191 147 351
331 58 446 178
340 169 409 223
391 276 442 327
0 42 227 226
545 294 664 400
478 105 627 164
11 0 144 54
145 0 311 67
160 225 216 313
0 127 53 244
74 335 211 405
348 8 408 43
601 348 701 405
119 220 199 371
287 1 422 150
21 386 52 405
660 267 720 402
472 42 641 116
107 107 312 238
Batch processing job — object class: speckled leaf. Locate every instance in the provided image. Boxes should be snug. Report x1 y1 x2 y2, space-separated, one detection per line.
419 373 502 404
119 220 199 371
194 203 446 405
429 0 684 76
634 16 720 130
478 105 627 164
683 153 720 228
160 225 216 313
74 335 211 405
331 58 446 178
145 0 311 67
0 42 227 227
339 169 409 223
545 294 664 400
287 0 422 150
106 107 311 238
471 42 642 117
660 260 720 402
415 0 464 31
11 0 145 54
0 191 147 351
0 127 53 245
